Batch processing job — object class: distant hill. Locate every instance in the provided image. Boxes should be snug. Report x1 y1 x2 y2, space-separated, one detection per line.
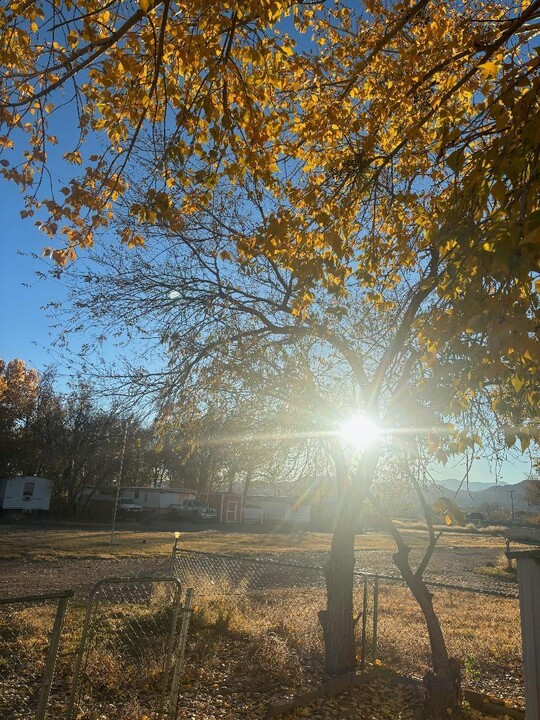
429 478 530 511
441 477 508 493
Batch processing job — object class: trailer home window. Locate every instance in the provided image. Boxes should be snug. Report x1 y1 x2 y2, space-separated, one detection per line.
23 481 35 499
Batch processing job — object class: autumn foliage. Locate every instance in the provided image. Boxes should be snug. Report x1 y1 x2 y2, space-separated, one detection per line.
1 0 538 436
0 358 39 429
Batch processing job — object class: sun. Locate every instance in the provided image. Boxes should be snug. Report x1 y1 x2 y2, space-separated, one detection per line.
338 413 381 452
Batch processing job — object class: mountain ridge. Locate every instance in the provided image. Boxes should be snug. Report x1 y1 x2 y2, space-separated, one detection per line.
433 478 530 511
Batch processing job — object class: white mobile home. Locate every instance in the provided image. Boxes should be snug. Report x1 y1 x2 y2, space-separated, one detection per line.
0 476 52 513
246 495 311 526
120 486 196 510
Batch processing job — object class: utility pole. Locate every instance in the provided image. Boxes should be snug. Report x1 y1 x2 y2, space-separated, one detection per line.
507 488 516 523
110 420 129 545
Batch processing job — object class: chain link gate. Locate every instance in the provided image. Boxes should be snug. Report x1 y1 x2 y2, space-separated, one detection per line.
0 590 72 720
66 577 191 720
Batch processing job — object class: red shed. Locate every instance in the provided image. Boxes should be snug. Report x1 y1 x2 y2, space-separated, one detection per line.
203 492 242 523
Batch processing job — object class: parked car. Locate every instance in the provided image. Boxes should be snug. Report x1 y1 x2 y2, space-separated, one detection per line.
169 499 217 522
117 497 143 520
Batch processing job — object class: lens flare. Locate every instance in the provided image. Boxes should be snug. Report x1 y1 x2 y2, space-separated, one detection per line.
338 413 381 451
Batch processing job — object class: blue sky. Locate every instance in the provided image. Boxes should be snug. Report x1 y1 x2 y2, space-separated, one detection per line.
0 180 69 372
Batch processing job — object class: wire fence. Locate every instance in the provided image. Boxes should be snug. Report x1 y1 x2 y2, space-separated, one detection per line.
0 590 72 720
0 578 193 720
374 577 522 693
171 545 523 699
0 544 524 718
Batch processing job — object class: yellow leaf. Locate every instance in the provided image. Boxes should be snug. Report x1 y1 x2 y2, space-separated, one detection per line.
446 149 465 173
504 430 516 448
479 61 499 79
139 0 152 12
436 448 448 465
511 376 524 393
444 514 452 526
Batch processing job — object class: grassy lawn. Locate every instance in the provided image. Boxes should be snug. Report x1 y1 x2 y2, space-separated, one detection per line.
0 522 505 562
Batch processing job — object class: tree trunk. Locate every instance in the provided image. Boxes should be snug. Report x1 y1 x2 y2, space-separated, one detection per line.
423 658 462 720
418 590 462 717
394 551 463 719
318 517 357 674
319 447 379 675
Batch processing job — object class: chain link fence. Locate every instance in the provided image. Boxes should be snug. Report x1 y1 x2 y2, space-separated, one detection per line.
0 590 72 720
0 544 523 718
66 577 191 720
171 545 523 700
171 547 378 668
373 575 522 698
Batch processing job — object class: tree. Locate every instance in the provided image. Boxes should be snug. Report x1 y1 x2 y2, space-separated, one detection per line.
0 358 39 429
3 3 540 717
0 362 164 512
0 358 41 477
55 173 538 715
0 0 538 276
368 459 465 719
153 391 313 496
524 459 540 507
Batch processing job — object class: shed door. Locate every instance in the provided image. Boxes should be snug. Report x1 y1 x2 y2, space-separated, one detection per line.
226 501 238 522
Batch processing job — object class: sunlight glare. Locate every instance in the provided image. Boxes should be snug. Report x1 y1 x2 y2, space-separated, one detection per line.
338 413 381 452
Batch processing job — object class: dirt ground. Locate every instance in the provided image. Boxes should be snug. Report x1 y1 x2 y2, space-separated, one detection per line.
0 521 516 598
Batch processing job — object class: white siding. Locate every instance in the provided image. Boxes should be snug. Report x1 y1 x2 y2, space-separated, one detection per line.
516 556 540 719
249 497 311 525
284 504 311 524
119 488 196 509
243 507 264 523
0 477 52 511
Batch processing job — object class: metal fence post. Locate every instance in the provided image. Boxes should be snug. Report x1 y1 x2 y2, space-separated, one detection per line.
65 583 101 720
170 533 180 576
168 588 194 720
372 575 378 663
360 576 368 671
158 583 183 720
35 590 73 720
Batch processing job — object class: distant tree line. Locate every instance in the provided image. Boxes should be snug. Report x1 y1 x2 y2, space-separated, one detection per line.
0 357 319 515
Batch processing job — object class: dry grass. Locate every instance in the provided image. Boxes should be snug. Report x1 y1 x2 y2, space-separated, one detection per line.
178 566 523 704
475 552 518 582
1 533 524 719
0 522 506 563
0 526 177 561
